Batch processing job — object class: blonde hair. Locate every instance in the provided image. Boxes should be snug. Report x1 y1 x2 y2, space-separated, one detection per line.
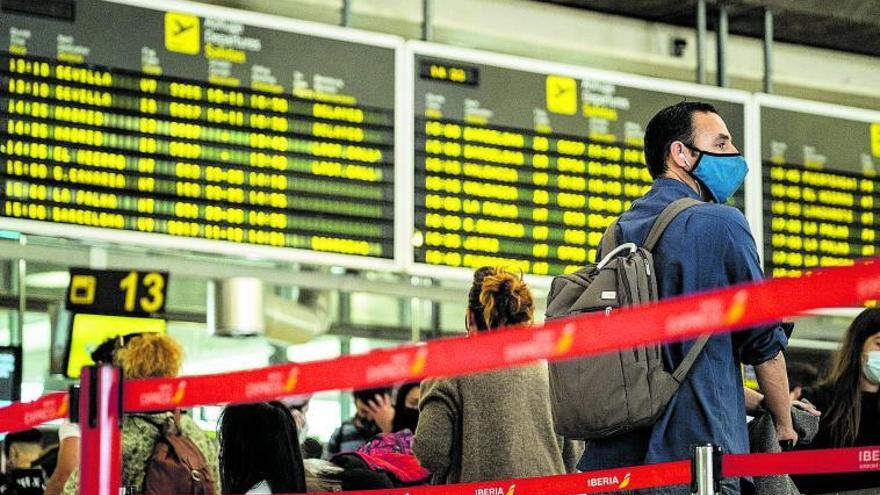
114 333 183 379
468 267 534 331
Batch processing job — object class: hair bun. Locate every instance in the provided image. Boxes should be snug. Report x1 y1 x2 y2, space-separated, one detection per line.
472 267 534 331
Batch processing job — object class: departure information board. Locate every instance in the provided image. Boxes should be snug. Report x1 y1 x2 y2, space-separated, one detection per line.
759 96 880 278
410 43 747 278
0 0 399 268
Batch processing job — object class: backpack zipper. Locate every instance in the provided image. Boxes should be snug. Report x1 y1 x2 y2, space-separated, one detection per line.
642 252 657 300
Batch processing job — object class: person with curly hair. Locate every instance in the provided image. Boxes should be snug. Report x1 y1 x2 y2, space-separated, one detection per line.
61 333 220 495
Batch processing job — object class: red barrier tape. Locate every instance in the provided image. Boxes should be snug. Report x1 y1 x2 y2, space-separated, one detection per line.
295 445 880 495
0 258 878 434
300 446 880 495
122 258 880 412
724 445 880 478
0 392 68 434
310 460 691 495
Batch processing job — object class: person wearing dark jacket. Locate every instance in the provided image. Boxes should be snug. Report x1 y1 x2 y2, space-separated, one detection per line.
413 267 568 483
325 387 392 457
792 309 880 494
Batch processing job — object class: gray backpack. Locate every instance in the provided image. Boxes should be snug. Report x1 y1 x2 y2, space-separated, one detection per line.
545 198 710 440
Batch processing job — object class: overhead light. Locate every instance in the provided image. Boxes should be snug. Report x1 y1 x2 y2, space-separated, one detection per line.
26 271 70 289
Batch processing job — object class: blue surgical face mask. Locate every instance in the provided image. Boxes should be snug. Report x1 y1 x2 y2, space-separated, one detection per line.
863 351 880 385
682 144 748 204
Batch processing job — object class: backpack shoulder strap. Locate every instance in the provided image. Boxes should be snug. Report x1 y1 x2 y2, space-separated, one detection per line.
642 197 703 252
672 335 712 383
597 219 619 260
129 412 177 435
644 196 709 381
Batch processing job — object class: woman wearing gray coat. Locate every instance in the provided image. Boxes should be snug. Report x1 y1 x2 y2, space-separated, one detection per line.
413 267 569 483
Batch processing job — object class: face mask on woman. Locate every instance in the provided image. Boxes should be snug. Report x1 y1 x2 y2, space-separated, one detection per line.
863 350 880 385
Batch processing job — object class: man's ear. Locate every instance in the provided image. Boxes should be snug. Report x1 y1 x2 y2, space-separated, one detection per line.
669 141 692 172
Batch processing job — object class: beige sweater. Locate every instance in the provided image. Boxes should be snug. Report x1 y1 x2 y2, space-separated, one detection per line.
413 364 568 483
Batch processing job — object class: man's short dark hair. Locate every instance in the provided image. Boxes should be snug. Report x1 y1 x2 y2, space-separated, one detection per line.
352 386 391 404
644 101 718 179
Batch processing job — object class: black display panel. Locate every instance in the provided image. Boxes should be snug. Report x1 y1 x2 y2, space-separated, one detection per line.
761 103 880 277
412 47 746 277
0 346 22 403
0 0 398 266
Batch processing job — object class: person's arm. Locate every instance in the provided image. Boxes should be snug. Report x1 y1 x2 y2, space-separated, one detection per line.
412 379 457 478
44 436 79 495
754 353 797 443
717 212 795 440
45 422 81 495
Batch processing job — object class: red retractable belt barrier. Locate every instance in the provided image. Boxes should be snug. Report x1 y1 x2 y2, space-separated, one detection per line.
0 257 878 432
724 445 880 478
123 258 880 413
264 446 880 495
0 391 68 434
305 460 692 495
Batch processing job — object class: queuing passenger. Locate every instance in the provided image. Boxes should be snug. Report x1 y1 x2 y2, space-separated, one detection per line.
1 429 45 495
219 402 307 494
786 362 819 401
3 429 42 471
391 383 421 433
579 102 793 495
279 395 312 447
412 267 567 483
325 387 392 456
61 333 220 495
792 308 880 493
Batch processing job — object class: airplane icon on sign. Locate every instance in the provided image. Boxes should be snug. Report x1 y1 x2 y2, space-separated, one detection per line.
173 19 195 36
165 12 200 54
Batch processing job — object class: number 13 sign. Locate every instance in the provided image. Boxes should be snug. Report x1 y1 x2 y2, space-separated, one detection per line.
66 268 169 316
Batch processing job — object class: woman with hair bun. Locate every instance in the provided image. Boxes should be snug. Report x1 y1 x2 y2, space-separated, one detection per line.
413 267 568 483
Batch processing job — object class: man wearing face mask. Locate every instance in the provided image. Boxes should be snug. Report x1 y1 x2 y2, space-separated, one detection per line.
577 102 794 495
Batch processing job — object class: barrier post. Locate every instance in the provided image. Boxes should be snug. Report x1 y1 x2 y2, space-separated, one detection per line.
78 365 122 495
692 444 722 495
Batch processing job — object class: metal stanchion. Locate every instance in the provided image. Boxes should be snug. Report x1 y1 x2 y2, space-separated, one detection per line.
695 0 707 84
691 444 722 494
716 3 729 87
341 0 352 27
78 365 123 495
763 7 774 93
422 0 433 41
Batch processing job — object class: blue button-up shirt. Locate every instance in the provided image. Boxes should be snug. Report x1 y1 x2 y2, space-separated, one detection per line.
578 178 789 480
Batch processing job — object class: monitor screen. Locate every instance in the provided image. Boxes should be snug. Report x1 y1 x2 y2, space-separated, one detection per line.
0 346 22 405
64 314 166 379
